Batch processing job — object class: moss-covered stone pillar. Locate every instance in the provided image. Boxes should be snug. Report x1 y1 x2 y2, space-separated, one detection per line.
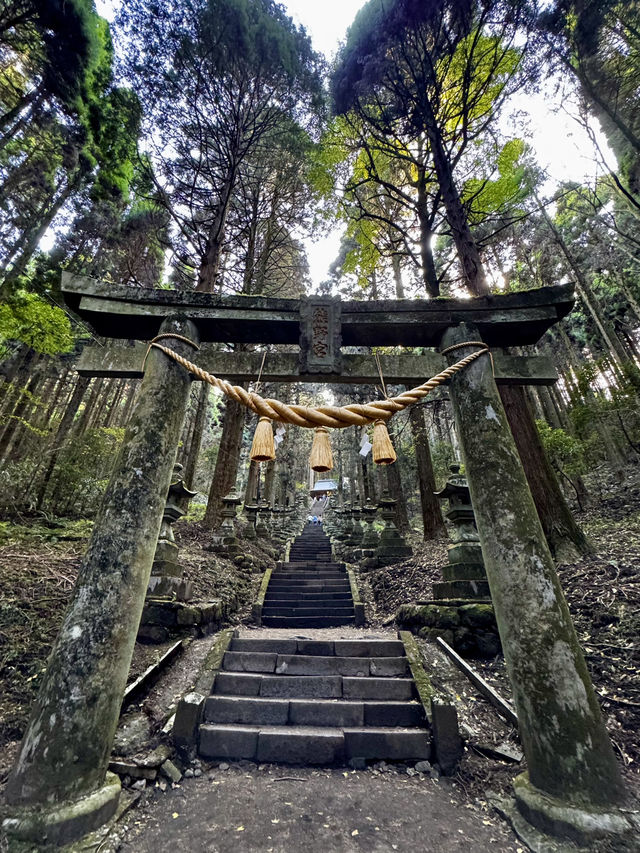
440 324 628 837
4 317 199 846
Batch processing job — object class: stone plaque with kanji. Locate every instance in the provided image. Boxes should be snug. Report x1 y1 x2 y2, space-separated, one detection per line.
299 297 342 374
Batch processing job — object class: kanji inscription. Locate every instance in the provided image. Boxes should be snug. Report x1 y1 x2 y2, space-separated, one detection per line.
299 298 342 374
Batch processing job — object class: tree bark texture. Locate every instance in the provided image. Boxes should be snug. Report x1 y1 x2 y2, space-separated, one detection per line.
499 384 592 561
36 376 91 510
182 382 209 490
409 405 446 540
203 395 246 529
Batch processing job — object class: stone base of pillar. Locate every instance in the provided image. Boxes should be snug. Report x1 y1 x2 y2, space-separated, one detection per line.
433 579 491 599
2 772 121 847
147 573 193 601
138 599 224 643
374 546 413 567
511 773 639 848
396 601 501 658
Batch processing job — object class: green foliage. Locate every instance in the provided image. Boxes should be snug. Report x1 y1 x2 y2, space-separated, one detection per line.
46 427 126 517
430 440 457 490
0 290 73 355
463 138 530 224
0 518 93 547
180 502 207 524
536 420 587 476
541 1 640 211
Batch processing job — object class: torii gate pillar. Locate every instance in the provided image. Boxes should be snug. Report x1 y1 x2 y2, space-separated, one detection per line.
3 317 198 846
441 324 631 844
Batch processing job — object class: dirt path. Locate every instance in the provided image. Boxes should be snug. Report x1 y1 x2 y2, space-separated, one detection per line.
118 763 520 853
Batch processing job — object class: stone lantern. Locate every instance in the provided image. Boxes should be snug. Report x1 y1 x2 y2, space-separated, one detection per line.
256 500 270 538
243 502 258 540
433 463 489 600
146 463 196 601
360 498 379 554
374 491 412 566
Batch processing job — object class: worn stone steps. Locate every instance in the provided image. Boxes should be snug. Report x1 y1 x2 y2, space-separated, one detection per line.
203 697 424 727
222 652 407 677
202 524 431 764
270 572 347 580
230 638 405 656
267 585 349 591
261 615 355 628
214 671 415 701
196 629 431 765
199 724 430 764
199 636 431 764
261 607 355 618
264 592 353 601
273 564 345 571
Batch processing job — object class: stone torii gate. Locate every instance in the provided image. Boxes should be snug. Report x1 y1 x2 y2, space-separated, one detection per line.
3 275 635 847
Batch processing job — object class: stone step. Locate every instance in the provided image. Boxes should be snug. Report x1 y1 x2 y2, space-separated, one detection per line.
228 638 405 658
263 592 353 601
268 578 350 587
264 600 353 610
213 672 414 700
267 578 351 592
275 654 407 677
203 697 425 728
198 724 430 764
261 607 355 618
269 576 349 584
287 556 332 563
271 572 347 580
261 616 355 628
223 652 407 678
289 549 332 556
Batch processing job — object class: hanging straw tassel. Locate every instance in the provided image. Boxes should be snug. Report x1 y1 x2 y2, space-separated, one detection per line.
250 417 276 462
372 419 397 465
309 427 333 472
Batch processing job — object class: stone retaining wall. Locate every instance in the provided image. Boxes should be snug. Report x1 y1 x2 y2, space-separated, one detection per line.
396 602 501 658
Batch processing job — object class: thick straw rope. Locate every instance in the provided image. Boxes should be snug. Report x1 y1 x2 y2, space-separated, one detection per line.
147 338 489 429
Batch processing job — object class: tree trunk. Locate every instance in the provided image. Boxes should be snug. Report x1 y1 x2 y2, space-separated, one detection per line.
385 454 410 533
203 395 246 529
2 178 79 282
244 459 259 504
0 368 43 463
196 167 236 292
36 376 91 510
88 379 114 429
409 405 446 540
537 197 631 365
264 460 276 506
416 166 440 297
73 378 103 435
499 384 592 561
182 383 209 490
423 102 489 296
391 252 405 299
103 381 126 428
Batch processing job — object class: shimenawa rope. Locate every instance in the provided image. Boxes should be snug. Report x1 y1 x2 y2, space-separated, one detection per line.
146 336 490 430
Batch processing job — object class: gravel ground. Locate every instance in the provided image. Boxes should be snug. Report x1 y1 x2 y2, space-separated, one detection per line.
116 762 521 853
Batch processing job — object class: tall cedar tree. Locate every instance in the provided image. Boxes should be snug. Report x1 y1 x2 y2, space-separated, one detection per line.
331 0 528 296
117 0 324 293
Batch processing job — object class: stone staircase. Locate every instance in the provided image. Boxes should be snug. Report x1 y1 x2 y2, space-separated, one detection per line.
198 634 431 764
261 524 355 628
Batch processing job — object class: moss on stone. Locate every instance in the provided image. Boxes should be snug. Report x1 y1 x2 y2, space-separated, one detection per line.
459 603 496 629
399 630 435 722
193 628 234 695
397 603 460 629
